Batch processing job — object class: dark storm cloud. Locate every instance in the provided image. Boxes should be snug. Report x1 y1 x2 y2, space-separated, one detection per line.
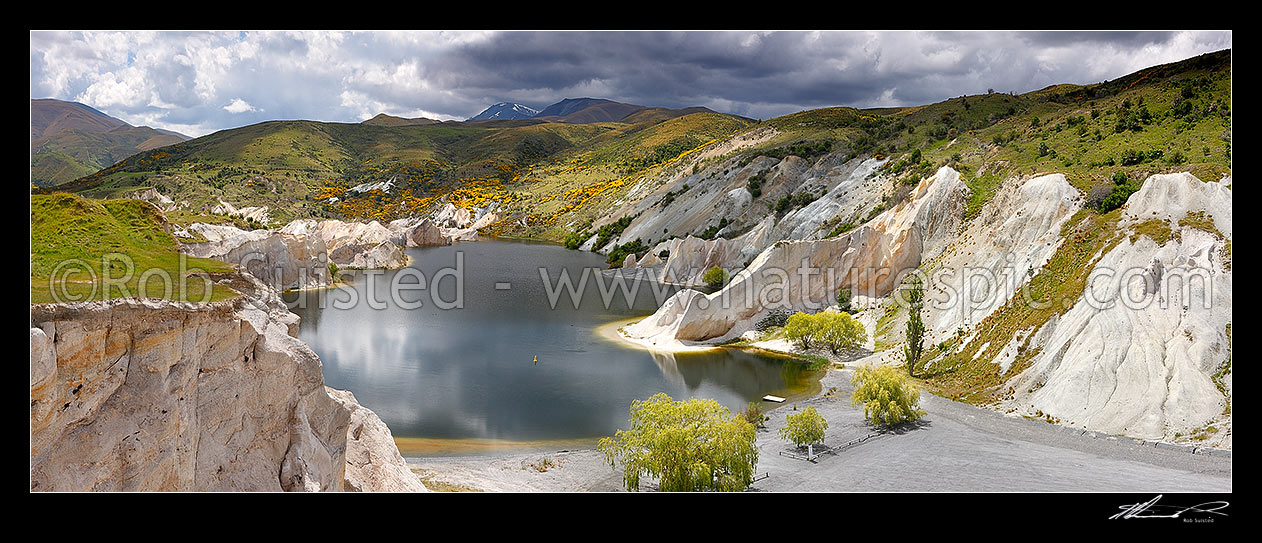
1016 31 1176 47
30 30 1230 136
428 30 1230 121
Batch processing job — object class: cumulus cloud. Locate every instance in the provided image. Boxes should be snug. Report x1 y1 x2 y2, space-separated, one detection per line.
223 98 259 113
30 30 1231 137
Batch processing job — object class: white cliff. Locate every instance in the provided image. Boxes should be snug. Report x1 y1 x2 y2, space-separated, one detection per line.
30 272 427 491
998 173 1232 448
623 166 967 348
182 223 331 291
282 219 408 269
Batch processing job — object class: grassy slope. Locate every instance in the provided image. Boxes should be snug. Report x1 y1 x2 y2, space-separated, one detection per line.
30 193 237 303
43 111 753 234
31 126 187 186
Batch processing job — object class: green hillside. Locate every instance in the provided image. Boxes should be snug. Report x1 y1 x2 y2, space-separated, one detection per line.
43 111 755 233
702 49 1230 222
30 193 237 303
30 99 188 186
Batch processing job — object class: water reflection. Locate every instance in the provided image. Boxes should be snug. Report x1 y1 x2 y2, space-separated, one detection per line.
285 240 818 447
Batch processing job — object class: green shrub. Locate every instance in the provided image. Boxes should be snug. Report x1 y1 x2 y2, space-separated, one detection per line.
1096 172 1140 213
783 312 819 349
754 308 792 331
783 311 867 354
741 402 769 428
563 229 591 250
593 215 635 249
702 266 729 289
836 288 852 312
606 238 647 266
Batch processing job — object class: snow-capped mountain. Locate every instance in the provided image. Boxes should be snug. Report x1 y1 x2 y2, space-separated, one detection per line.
469 102 539 121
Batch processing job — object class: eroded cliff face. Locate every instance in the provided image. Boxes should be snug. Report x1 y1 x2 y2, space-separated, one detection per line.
181 223 331 291
620 167 1232 450
999 173 1232 448
624 166 967 346
30 272 426 491
281 219 408 270
326 388 428 492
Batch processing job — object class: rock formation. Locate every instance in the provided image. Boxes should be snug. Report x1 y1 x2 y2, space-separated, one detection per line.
326 388 428 492
211 199 271 225
999 173 1232 448
30 271 426 491
181 223 331 291
921 173 1084 338
624 166 967 347
281 219 408 269
389 217 451 247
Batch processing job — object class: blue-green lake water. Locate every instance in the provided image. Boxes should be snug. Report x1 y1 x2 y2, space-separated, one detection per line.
284 240 818 455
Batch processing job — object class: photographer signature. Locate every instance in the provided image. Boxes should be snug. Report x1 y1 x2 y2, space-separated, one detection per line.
1110 495 1229 520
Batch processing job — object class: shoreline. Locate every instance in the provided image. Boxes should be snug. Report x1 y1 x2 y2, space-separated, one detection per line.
597 316 724 353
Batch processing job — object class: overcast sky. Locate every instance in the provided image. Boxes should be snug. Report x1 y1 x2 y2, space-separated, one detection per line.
30 30 1231 138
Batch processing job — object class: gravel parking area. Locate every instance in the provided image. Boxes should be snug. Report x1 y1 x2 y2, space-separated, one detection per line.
407 368 1231 492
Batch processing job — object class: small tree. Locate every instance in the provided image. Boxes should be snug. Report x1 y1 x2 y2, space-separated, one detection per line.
835 288 852 312
702 266 728 289
851 365 925 427
598 393 758 492
817 312 867 355
783 311 866 354
783 312 818 350
903 274 925 377
779 406 828 448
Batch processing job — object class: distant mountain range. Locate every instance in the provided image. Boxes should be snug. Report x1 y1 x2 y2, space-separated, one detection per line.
31 99 190 186
467 97 722 124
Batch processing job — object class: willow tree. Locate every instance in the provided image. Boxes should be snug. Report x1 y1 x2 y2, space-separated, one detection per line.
903 273 926 376
598 393 758 492
851 365 926 427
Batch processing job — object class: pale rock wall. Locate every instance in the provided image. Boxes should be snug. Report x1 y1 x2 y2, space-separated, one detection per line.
921 173 1084 340
30 272 427 491
326 387 428 492
624 167 967 346
211 199 271 225
282 219 408 269
388 218 451 247
183 223 331 290
999 173 1232 448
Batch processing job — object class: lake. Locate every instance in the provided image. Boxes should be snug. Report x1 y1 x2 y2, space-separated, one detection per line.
284 239 821 456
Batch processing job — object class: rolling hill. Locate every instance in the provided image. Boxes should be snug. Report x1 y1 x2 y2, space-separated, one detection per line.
30 99 189 186
360 113 442 127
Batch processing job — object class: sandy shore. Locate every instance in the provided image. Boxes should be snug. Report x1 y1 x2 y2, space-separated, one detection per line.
596 316 726 353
